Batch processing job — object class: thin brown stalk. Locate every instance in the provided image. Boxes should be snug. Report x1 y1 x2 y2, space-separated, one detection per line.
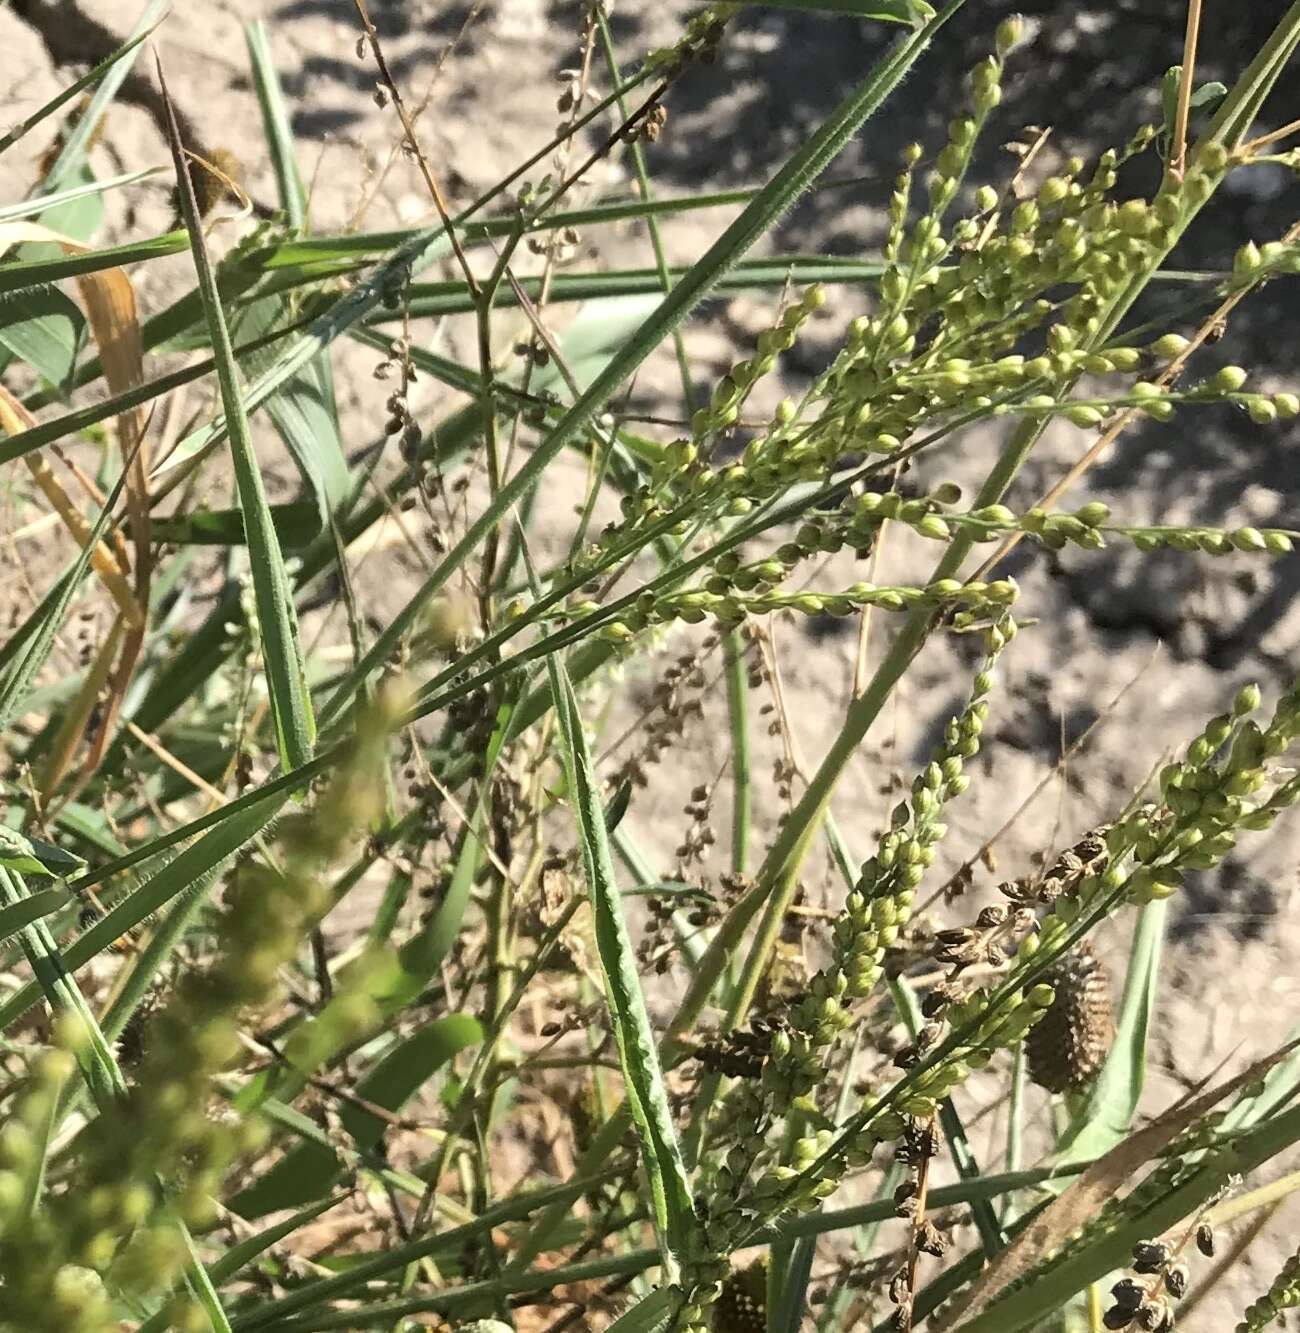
352 0 479 297
900 1115 938 1333
1169 0 1205 181
1241 114 1300 153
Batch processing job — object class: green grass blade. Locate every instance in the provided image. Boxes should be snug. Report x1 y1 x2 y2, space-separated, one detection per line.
243 20 350 524
245 21 307 230
1003 1043 1027 1223
724 628 752 875
0 167 162 224
1048 900 1166 1176
151 502 319 548
1203 2 1300 149
255 183 872 270
0 233 186 295
236 294 350 523
0 562 80 687
770 1235 817 1333
159 60 317 773
605 1289 679 1333
373 258 883 319
178 1220 234 1333
541 618 696 1277
0 283 86 387
0 888 69 942
38 0 170 195
0 30 154 157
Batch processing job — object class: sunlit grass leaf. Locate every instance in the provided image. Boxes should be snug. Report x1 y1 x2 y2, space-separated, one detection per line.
0 888 67 942
0 233 186 295
0 827 62 878
0 168 163 226
236 295 350 524
37 164 103 243
542 621 696 1275
241 21 350 524
604 1289 679 1333
21 834 87 877
0 283 85 388
372 258 883 320
245 21 307 228
158 59 317 773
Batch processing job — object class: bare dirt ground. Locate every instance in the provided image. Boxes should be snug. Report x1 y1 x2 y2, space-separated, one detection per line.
2 1 1299 1327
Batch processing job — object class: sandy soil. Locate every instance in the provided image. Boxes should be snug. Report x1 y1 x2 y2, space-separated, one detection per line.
2 1 1299 1327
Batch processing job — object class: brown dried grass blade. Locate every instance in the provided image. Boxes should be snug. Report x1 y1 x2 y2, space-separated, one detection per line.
38 618 123 797
943 1037 1300 1330
0 384 139 628
0 219 154 775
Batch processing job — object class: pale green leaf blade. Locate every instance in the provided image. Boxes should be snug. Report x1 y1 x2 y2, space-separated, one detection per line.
159 61 317 772
542 632 696 1275
0 888 68 942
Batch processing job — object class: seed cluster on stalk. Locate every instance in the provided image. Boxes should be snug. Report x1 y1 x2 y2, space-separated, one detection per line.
1237 1242 1300 1332
552 24 1298 667
670 612 1031 1332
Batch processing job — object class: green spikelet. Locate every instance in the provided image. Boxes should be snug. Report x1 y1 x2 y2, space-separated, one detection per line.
1026 940 1114 1093
1237 1246 1300 1331
713 1257 767 1333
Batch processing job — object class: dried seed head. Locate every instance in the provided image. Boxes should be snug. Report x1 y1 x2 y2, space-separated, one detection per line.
715 1258 767 1333
1131 1241 1171 1274
1026 940 1114 1093
888 1267 910 1306
1164 1262 1189 1300
1136 1297 1171 1330
175 146 243 220
1195 1222 1215 1257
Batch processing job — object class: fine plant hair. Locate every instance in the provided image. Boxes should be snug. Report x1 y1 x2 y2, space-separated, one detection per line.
0 3 1299 1332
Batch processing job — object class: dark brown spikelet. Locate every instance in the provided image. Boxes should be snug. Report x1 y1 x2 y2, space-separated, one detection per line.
171 146 244 221
1026 940 1114 1093
714 1257 767 1333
